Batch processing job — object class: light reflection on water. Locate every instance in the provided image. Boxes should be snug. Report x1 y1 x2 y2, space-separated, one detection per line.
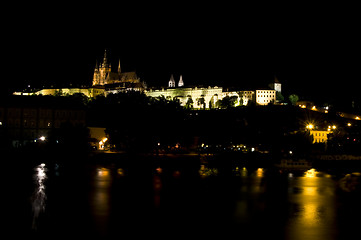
285 172 338 240
90 167 112 235
31 163 47 230
27 162 361 239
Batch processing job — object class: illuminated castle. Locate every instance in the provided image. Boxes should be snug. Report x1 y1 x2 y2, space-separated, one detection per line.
14 49 277 106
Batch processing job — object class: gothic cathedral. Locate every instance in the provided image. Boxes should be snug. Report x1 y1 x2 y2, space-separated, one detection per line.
92 50 142 88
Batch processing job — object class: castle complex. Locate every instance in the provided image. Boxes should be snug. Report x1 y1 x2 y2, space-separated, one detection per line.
145 74 277 108
14 49 279 108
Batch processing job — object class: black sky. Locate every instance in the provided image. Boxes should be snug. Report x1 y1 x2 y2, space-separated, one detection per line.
2 2 360 107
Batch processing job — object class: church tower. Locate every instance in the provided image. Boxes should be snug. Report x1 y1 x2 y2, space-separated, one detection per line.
269 76 282 93
169 74 176 88
93 49 111 86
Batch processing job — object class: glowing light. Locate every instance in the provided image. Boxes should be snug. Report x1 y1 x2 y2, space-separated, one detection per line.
347 123 352 127
99 137 108 150
356 116 360 120
306 124 314 130
97 168 110 177
39 136 46 141
117 168 124 176
304 168 317 178
256 168 264 177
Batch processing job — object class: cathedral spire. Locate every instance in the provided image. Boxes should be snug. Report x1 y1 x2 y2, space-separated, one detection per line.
102 49 107 66
95 60 99 71
118 59 121 74
102 49 111 68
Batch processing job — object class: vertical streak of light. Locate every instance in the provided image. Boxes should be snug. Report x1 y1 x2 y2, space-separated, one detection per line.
32 163 47 230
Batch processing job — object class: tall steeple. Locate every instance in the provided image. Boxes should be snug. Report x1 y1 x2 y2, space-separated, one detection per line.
98 49 111 85
102 49 108 67
118 59 121 74
178 75 184 87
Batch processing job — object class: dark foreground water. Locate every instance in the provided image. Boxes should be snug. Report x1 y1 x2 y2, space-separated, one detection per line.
5 154 361 239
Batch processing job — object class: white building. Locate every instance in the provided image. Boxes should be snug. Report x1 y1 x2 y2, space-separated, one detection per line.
146 86 223 109
255 90 276 105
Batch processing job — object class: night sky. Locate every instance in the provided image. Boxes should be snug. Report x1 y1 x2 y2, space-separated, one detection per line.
2 3 360 108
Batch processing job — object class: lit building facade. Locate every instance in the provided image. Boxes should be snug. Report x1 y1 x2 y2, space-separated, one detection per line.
30 87 105 98
310 130 330 143
221 91 255 106
146 86 223 109
256 90 276 105
145 75 223 109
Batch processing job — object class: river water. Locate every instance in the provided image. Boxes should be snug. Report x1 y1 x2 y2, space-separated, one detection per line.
5 155 361 239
